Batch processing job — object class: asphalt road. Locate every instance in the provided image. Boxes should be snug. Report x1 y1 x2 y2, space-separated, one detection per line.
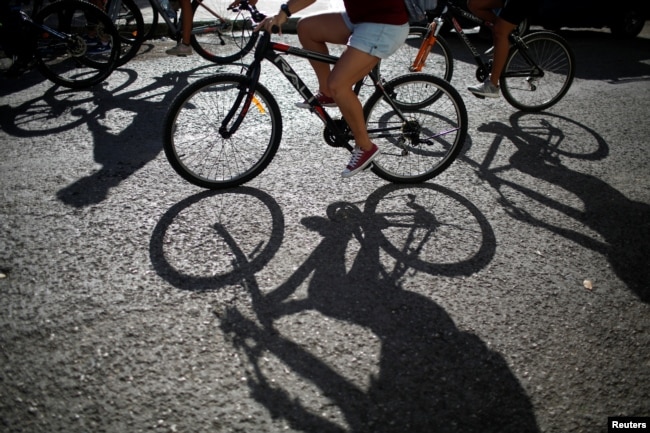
1 22 649 433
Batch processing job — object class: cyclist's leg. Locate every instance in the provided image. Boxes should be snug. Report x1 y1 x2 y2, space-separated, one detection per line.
329 46 379 151
167 0 192 55
296 12 350 98
332 20 408 153
490 17 516 86
492 0 531 84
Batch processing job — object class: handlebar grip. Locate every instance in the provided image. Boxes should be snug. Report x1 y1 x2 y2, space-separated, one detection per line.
271 24 280 33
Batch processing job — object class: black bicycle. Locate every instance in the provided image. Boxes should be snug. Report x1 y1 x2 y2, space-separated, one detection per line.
163 29 468 189
391 0 575 111
0 0 121 88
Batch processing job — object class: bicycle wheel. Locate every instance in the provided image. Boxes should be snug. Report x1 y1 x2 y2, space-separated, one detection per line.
164 74 282 189
33 0 120 89
380 26 454 83
189 0 259 64
105 0 145 66
364 73 468 183
142 2 159 40
500 31 575 112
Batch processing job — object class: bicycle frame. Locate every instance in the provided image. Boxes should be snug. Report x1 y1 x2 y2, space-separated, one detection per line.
18 10 76 47
219 31 410 151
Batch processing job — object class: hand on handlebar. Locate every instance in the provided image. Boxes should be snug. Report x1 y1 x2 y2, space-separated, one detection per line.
254 13 287 34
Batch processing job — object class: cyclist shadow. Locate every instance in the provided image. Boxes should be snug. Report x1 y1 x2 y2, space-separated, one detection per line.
150 184 538 432
471 112 649 302
0 62 220 207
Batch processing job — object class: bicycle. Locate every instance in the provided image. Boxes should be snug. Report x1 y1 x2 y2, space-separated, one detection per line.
0 0 121 89
163 28 468 189
103 0 266 65
101 0 144 66
394 0 575 112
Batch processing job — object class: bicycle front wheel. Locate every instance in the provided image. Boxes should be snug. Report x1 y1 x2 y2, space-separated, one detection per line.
365 73 468 183
501 31 575 112
164 74 283 189
34 0 120 89
190 0 259 64
379 26 454 82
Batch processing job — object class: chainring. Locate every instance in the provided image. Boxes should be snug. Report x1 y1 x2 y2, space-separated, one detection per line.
323 119 352 148
476 60 493 82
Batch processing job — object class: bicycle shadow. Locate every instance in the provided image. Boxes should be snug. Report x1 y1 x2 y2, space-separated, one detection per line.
0 62 222 207
149 183 540 432
468 111 649 302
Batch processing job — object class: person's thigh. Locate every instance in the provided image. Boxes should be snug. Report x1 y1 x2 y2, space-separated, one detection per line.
297 12 351 46
329 46 379 90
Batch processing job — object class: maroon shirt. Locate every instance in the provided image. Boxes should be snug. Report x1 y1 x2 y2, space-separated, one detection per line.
343 0 409 25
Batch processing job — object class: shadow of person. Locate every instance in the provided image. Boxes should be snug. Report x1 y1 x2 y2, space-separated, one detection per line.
2 62 219 207
476 112 649 302
54 66 217 207
220 185 538 432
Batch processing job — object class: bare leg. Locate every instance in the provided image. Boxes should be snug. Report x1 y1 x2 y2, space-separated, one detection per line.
490 17 516 86
328 47 379 151
467 0 515 86
180 0 192 45
296 13 350 97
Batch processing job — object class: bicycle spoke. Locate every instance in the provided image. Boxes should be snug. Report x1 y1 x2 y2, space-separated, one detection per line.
501 32 575 111
365 74 467 183
164 75 282 189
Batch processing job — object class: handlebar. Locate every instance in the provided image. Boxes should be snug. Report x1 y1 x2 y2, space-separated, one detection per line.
228 0 267 23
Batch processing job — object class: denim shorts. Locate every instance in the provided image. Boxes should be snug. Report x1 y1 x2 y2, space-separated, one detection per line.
341 12 409 59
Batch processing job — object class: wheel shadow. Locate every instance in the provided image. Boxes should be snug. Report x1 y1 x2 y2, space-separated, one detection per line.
465 111 649 302
149 183 540 432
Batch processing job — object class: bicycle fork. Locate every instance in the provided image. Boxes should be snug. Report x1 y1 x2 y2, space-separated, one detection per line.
410 16 444 72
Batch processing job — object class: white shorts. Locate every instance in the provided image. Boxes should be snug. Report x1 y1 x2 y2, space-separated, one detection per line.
341 12 409 59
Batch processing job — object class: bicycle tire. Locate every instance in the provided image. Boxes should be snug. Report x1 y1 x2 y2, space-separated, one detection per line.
365 73 468 184
189 0 259 64
380 26 454 83
164 74 282 189
105 0 145 66
143 3 159 40
33 0 120 89
500 31 575 112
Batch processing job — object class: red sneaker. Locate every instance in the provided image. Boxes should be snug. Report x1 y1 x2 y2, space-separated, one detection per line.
295 92 337 108
341 144 380 178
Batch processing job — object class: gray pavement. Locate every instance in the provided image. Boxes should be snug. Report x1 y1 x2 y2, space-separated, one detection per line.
1 21 649 433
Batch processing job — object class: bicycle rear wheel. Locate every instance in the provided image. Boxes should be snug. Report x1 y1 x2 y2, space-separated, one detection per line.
105 0 145 66
189 0 259 64
379 26 454 82
164 74 282 189
33 0 120 89
365 73 468 183
500 31 575 112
